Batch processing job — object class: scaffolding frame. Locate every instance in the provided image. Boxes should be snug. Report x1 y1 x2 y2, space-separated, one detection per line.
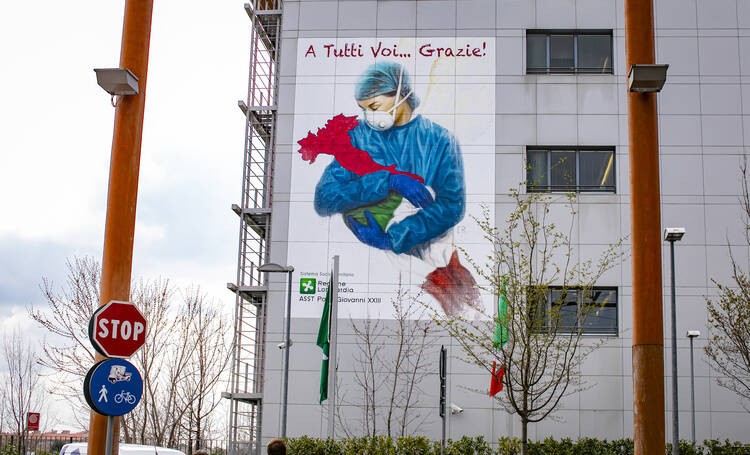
225 2 282 455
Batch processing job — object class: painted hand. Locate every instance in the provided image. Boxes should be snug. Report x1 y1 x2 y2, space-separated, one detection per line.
388 174 434 208
347 211 391 250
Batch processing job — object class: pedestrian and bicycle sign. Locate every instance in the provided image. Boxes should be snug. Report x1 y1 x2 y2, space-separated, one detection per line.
84 358 143 416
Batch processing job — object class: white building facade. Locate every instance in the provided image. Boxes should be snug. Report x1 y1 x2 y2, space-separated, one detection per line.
241 0 750 447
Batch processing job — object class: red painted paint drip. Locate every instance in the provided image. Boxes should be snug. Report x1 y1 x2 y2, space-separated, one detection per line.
421 251 480 316
297 114 424 183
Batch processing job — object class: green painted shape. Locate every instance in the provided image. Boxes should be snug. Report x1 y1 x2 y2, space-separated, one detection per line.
344 192 403 231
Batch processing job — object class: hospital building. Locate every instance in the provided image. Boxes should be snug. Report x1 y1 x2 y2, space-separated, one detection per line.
223 1 750 452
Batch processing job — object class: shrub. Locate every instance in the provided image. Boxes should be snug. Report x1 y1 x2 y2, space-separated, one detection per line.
285 436 341 455
341 436 394 455
0 442 19 455
394 436 432 455
282 436 749 455
445 436 492 455
496 437 522 455
701 439 750 455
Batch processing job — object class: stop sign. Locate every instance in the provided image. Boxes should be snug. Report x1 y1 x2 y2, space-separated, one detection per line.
89 300 147 358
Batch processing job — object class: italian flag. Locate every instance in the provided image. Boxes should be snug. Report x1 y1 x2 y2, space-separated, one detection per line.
316 283 331 403
490 280 509 397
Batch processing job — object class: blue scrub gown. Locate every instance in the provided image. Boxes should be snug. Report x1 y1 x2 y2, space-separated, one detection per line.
314 115 466 256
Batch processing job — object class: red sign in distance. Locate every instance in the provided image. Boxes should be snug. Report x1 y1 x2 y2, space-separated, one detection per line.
89 300 147 358
27 412 40 431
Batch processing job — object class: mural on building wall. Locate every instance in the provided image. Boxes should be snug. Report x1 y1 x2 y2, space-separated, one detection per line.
289 37 495 319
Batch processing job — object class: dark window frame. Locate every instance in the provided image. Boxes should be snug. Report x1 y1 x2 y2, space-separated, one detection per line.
526 146 617 194
535 286 619 336
526 29 614 74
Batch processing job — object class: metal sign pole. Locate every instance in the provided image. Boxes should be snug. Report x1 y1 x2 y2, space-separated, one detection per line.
439 345 446 455
327 255 339 439
105 416 114 455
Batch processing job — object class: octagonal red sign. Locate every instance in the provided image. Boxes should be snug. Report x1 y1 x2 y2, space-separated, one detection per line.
89 300 147 358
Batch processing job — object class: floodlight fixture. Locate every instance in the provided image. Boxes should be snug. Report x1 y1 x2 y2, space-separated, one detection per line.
664 227 685 242
94 68 139 96
628 64 669 93
258 262 294 273
686 330 700 338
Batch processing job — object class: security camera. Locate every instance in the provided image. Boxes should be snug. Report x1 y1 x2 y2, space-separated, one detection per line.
449 403 463 414
277 341 293 349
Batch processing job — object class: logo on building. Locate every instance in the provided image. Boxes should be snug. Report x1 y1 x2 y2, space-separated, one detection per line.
300 278 316 294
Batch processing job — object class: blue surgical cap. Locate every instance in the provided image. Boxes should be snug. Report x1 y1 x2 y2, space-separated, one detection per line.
355 61 420 109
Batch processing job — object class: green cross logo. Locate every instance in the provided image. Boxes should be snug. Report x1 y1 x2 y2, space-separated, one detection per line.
300 278 316 294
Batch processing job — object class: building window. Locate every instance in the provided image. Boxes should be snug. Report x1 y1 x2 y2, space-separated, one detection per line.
526 147 616 193
534 287 618 336
527 30 613 74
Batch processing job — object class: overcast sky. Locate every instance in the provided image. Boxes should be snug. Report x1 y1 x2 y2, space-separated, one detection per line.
0 1 250 361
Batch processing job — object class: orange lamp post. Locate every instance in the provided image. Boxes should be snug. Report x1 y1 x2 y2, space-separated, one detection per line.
624 0 666 454
87 2 154 455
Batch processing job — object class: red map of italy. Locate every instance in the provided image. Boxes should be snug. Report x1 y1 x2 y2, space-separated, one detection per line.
297 114 424 183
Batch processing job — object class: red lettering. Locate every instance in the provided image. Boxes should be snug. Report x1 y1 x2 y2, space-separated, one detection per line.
305 45 316 58
370 41 383 57
419 43 433 57
419 42 487 58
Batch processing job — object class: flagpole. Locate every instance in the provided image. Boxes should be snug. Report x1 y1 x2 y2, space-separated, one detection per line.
327 255 339 438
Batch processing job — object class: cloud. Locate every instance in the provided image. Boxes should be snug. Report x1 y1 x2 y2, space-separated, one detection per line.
1 1 250 320
0 237 89 311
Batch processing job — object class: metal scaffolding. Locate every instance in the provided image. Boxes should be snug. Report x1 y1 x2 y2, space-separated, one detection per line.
224 2 282 455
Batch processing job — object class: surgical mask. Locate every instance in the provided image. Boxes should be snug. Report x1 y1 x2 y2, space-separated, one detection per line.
362 68 412 131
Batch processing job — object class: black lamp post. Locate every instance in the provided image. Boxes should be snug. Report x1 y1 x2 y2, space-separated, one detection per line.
664 227 685 455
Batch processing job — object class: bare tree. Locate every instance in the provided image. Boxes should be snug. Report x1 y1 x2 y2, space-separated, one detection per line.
28 256 100 425
430 188 624 455
120 282 231 450
1 328 46 455
178 288 230 454
30 256 231 448
338 284 435 438
120 277 178 445
705 160 750 411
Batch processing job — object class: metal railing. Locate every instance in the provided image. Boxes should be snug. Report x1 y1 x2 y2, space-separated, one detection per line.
227 1 282 455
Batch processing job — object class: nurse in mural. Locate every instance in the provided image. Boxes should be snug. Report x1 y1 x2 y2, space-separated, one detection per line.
297 61 478 315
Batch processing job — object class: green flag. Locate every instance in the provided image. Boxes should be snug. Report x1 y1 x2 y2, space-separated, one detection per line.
490 279 509 397
316 282 331 403
494 280 509 349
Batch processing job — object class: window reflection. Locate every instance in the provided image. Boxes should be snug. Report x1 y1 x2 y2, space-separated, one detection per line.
527 148 616 193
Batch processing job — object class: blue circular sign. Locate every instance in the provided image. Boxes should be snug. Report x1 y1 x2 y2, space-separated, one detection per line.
84 358 143 416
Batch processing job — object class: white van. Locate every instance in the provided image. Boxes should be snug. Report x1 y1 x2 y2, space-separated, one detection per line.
59 443 186 455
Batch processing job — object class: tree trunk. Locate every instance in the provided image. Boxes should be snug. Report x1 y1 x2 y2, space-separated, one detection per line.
195 412 202 452
521 418 528 455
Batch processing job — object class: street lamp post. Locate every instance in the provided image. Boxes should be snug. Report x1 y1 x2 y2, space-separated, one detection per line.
665 227 685 455
258 262 295 438
686 330 700 444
